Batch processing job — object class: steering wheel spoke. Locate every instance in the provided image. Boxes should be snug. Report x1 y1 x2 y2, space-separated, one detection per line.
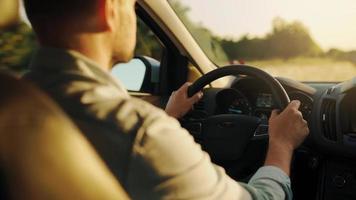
253 124 269 139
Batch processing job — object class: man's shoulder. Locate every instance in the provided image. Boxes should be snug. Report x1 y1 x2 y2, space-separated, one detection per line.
25 68 183 142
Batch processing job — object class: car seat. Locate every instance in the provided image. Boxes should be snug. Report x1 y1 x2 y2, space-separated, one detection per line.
0 73 130 200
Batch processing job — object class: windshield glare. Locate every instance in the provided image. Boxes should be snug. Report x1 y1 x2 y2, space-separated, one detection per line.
168 0 356 82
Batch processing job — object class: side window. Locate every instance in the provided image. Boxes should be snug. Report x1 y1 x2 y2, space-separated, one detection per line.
135 18 163 61
112 17 164 93
0 24 37 76
0 2 37 76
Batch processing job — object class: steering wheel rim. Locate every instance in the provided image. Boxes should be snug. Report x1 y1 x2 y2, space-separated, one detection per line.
188 64 290 109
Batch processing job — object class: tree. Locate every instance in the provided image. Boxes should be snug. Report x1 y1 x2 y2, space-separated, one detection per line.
266 17 322 59
326 48 356 65
219 17 323 61
135 18 162 60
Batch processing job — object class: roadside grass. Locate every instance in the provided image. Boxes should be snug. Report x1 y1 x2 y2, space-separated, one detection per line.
243 57 356 82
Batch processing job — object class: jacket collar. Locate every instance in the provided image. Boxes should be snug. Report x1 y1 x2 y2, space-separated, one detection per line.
29 47 128 95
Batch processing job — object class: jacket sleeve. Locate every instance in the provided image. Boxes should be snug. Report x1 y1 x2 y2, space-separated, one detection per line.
241 166 292 200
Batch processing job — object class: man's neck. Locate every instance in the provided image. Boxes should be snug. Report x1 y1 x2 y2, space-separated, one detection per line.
40 33 113 71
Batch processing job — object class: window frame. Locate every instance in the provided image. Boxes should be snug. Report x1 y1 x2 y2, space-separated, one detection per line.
135 4 190 96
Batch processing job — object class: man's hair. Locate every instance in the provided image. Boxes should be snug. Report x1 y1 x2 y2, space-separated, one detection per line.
23 0 98 21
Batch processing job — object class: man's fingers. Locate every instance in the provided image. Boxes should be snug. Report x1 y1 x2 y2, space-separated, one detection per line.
176 82 191 95
190 91 203 103
185 82 192 86
270 109 279 118
288 100 301 110
305 126 310 135
302 119 308 127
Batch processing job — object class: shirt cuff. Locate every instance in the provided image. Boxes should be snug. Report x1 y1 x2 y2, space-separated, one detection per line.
248 165 292 200
249 165 290 184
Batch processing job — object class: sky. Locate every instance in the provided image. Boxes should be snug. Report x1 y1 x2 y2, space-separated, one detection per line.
176 0 356 51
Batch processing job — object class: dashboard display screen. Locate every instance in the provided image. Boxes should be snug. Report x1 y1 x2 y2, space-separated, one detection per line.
256 93 273 108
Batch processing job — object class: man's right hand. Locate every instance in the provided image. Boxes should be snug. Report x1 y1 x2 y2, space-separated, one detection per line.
269 100 309 151
264 100 310 175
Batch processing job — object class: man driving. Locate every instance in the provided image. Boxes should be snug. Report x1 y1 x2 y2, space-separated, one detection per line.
23 0 309 199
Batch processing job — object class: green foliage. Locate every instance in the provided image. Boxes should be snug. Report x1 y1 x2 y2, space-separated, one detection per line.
219 18 323 61
326 49 356 65
135 18 162 60
0 22 37 73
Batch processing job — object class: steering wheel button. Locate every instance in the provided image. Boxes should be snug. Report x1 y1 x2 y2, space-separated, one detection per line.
333 175 346 188
254 124 269 137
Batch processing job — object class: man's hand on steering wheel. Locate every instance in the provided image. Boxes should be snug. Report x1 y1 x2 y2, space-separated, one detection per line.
265 100 310 175
269 100 309 151
165 82 203 118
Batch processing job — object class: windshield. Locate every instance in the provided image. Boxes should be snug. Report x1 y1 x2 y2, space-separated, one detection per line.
168 0 356 82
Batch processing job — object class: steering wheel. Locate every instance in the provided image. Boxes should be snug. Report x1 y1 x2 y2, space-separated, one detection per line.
186 65 290 162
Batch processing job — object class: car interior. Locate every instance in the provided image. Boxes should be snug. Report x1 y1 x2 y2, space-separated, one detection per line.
1 0 356 200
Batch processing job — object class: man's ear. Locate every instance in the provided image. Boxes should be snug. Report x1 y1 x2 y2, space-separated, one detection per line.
96 0 117 32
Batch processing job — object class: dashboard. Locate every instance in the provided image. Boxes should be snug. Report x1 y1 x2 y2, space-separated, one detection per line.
215 88 273 123
214 77 314 122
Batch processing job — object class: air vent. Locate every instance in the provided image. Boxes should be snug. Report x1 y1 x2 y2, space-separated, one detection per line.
321 99 337 141
326 87 336 95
